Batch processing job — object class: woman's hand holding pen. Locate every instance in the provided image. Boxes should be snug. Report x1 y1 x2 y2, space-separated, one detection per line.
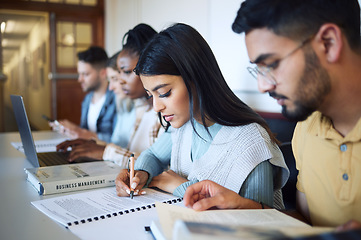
115 169 148 197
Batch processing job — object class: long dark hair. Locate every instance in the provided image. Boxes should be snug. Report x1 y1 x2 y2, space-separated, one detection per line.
135 23 278 143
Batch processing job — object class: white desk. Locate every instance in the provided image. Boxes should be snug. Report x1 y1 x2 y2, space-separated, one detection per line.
0 131 79 240
4 131 360 240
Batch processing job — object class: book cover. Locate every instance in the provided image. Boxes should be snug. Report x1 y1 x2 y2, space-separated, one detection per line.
24 161 122 195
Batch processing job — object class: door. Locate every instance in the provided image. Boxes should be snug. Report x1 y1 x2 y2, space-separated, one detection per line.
50 14 102 124
0 0 105 128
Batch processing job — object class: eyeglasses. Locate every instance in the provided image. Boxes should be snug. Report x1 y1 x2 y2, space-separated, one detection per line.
247 36 313 86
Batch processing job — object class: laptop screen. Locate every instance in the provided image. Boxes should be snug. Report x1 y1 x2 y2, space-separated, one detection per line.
10 95 40 168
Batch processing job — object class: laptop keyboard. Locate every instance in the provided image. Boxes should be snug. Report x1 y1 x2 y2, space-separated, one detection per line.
37 152 70 167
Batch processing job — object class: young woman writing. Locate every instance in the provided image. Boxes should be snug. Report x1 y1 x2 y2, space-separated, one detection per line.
115 23 289 209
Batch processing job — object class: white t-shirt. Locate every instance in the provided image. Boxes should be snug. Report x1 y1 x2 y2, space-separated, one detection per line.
87 94 106 132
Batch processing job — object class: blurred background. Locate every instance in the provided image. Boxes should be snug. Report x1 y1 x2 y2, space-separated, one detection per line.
5 0 346 132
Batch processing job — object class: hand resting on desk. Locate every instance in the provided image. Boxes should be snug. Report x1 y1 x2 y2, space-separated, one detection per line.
57 139 104 162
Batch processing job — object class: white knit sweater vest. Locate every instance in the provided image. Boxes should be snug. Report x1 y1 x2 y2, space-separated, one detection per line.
170 121 289 208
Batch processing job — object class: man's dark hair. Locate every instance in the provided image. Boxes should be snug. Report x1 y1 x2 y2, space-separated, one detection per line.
77 46 108 69
232 0 361 49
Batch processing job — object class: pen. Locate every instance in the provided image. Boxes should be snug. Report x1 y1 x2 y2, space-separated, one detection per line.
129 153 135 199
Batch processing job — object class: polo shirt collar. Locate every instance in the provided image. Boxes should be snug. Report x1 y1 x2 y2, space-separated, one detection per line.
308 111 361 142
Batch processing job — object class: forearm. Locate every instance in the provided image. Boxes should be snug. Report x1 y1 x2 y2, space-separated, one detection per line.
135 131 172 184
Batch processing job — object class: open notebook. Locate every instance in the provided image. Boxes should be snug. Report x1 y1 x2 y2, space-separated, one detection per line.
31 187 183 239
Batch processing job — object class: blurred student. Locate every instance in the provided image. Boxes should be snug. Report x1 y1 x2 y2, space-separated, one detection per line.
57 24 163 168
183 0 361 231
50 46 117 143
115 23 289 210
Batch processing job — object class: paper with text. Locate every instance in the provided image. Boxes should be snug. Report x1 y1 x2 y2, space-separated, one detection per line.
32 187 178 227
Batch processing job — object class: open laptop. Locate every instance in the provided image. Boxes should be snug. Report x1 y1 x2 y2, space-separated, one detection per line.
10 94 71 168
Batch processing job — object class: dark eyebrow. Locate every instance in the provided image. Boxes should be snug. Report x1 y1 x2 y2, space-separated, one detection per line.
250 53 275 64
151 83 170 92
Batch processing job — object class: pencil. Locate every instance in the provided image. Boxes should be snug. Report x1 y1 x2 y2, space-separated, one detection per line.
129 153 135 199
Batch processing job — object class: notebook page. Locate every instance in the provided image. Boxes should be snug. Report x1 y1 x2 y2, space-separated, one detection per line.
11 138 68 153
31 187 180 227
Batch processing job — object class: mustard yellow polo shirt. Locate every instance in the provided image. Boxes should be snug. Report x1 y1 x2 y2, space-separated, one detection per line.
292 111 361 227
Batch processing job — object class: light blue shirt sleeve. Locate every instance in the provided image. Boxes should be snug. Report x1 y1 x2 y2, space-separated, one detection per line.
110 108 135 148
173 179 199 197
134 129 172 185
239 160 274 207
